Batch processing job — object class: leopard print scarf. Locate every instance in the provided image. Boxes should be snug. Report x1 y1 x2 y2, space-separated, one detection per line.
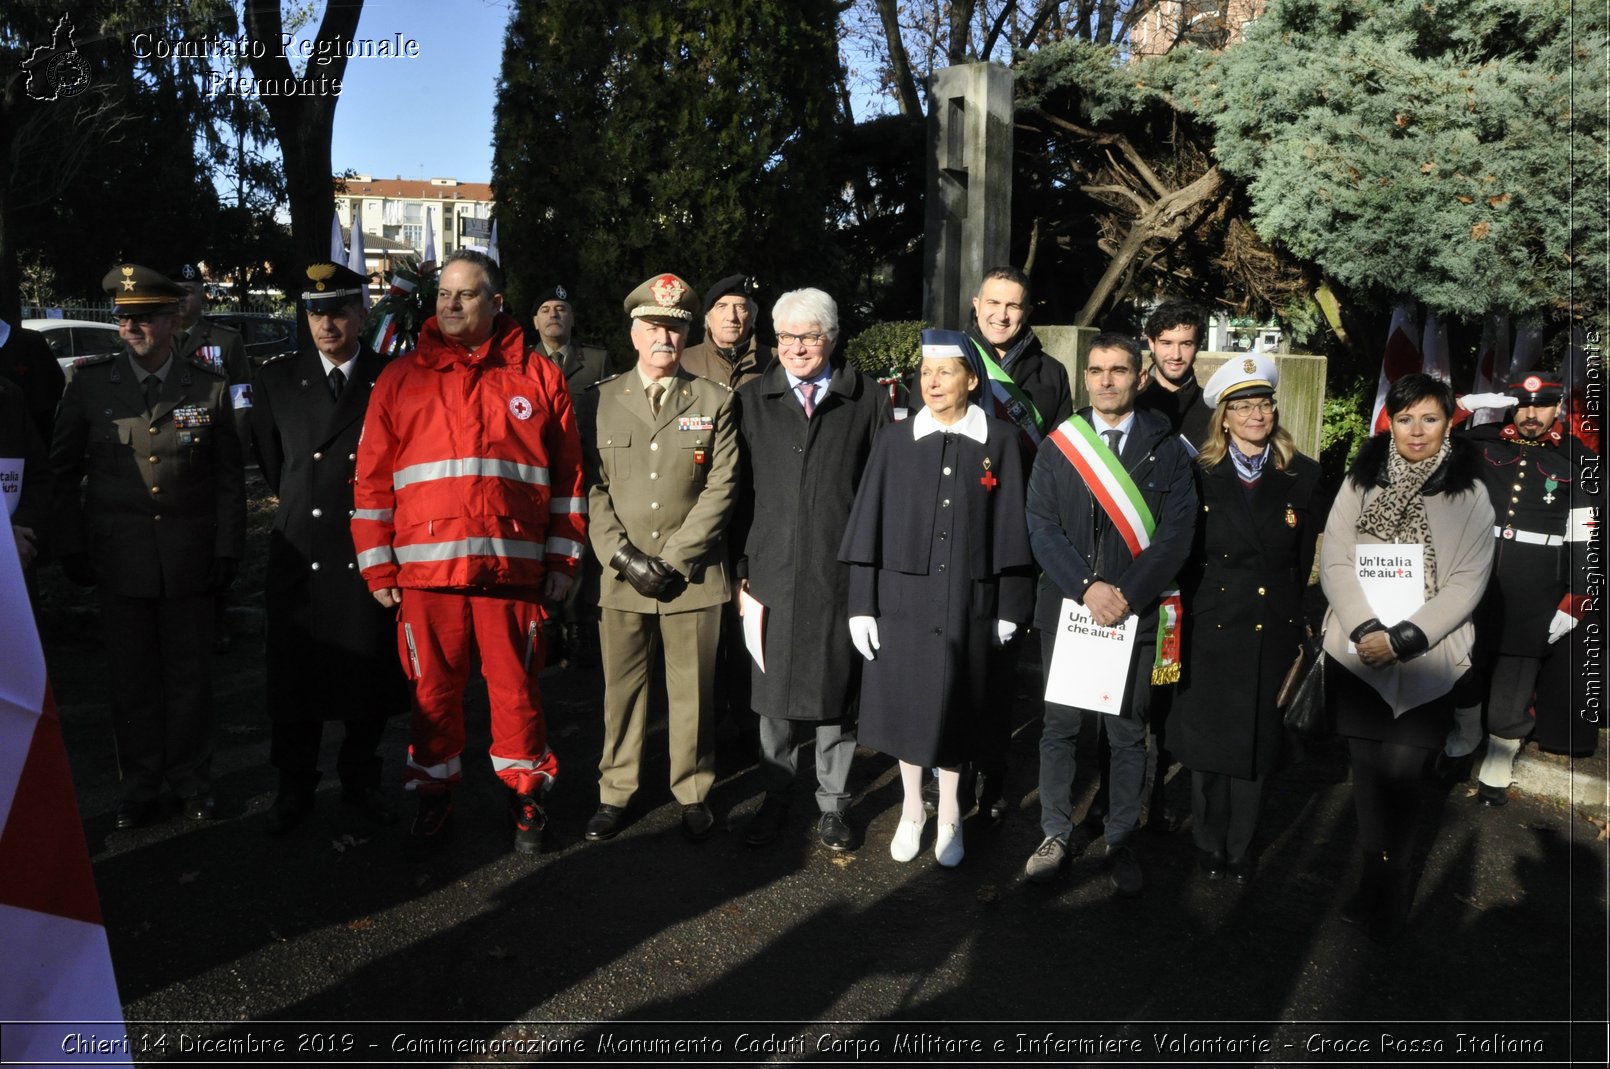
1357 439 1451 600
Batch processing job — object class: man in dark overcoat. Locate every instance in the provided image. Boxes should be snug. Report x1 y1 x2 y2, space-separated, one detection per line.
0 319 64 445
1023 332 1196 896
51 264 245 828
251 262 408 834
1466 374 1599 803
734 288 889 852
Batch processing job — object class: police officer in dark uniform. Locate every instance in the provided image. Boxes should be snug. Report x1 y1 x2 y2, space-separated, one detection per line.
251 263 408 834
1466 374 1597 803
531 283 610 668
51 264 246 828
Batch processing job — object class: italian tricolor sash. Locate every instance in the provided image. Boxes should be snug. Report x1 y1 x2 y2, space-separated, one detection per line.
970 339 1045 445
1046 417 1183 684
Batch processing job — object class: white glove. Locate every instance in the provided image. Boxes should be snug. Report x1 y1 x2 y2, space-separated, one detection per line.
848 615 880 661
1457 392 1518 412
993 620 1018 647
1547 609 1578 644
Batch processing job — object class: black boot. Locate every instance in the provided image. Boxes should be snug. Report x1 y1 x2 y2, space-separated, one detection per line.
1341 851 1387 925
1369 857 1414 944
266 770 321 835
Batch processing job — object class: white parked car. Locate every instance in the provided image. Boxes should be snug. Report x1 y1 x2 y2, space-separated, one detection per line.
22 318 122 371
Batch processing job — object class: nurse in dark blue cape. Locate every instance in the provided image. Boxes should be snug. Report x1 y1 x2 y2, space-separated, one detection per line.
839 330 1035 868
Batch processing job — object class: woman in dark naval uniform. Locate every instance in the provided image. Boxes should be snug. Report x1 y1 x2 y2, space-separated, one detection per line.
1170 354 1322 882
839 330 1034 867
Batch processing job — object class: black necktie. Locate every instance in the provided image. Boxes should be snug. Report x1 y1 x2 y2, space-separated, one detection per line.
1103 429 1122 454
328 368 346 401
142 374 160 412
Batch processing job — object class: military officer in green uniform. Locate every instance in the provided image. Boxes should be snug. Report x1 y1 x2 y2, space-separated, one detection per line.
172 260 253 652
51 264 246 828
581 273 740 843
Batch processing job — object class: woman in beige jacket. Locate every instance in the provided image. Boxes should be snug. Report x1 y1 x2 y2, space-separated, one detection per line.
1320 374 1494 943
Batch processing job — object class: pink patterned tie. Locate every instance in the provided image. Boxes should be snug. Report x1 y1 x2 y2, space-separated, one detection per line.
800 382 817 418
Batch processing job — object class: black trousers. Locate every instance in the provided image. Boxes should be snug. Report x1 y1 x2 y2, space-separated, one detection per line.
1189 769 1265 860
270 716 389 787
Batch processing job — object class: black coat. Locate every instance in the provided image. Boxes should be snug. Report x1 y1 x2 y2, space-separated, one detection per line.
1026 407 1198 633
251 346 407 722
734 360 889 721
1170 451 1323 778
841 410 1034 765
1136 374 1212 450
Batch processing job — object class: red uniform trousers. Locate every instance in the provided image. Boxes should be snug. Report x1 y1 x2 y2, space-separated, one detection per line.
397 587 558 796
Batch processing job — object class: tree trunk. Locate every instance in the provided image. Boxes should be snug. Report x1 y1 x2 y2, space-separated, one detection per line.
873 0 924 118
243 0 364 287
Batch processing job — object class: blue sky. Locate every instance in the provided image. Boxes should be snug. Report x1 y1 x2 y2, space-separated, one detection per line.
327 0 513 184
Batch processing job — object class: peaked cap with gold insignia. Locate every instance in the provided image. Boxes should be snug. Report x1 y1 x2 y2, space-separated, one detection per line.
102 263 185 315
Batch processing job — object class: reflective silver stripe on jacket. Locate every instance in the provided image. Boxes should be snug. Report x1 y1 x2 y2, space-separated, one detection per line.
352 508 394 522
394 537 545 563
549 496 587 513
545 537 585 559
356 546 397 569
392 457 551 489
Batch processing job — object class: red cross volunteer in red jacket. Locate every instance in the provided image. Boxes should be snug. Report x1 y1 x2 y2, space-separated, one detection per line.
352 250 586 858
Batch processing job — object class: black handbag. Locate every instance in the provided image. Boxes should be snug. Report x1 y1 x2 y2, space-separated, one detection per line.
1280 631 1329 735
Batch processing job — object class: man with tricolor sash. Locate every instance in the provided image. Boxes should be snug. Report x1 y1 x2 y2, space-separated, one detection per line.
1023 333 1196 896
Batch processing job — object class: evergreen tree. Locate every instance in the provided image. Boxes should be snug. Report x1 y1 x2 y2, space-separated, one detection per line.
492 0 840 346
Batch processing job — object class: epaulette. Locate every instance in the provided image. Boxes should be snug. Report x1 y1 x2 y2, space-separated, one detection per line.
69 352 118 370
589 371 626 391
688 372 733 392
258 351 297 367
188 352 228 376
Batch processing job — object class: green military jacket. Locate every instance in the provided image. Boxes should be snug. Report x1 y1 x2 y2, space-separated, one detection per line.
51 348 246 599
584 367 738 613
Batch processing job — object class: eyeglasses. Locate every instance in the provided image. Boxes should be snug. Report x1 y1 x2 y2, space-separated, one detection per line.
777 332 830 348
1226 399 1275 414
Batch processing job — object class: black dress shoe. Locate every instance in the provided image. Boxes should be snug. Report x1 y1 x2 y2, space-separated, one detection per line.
976 773 1009 820
744 796 789 848
1197 847 1227 879
265 788 316 836
340 785 398 825
1477 783 1510 807
1145 807 1182 836
183 794 218 822
1226 854 1254 882
585 804 627 841
681 802 715 842
115 800 154 829
1107 843 1144 898
817 810 854 852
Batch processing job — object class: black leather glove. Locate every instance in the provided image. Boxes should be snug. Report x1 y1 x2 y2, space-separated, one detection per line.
62 552 97 588
207 556 239 593
1386 620 1429 660
611 544 672 598
1349 618 1386 644
645 556 679 592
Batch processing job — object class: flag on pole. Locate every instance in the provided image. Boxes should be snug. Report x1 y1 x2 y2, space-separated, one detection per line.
422 210 436 266
329 211 345 262
1370 302 1423 432
1420 312 1451 385
486 219 500 265
347 202 371 310
0 536 129 1065
1470 315 1512 427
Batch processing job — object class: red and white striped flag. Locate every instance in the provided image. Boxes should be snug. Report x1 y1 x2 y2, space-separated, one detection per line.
1509 319 1544 381
1370 302 1423 432
0 547 129 1064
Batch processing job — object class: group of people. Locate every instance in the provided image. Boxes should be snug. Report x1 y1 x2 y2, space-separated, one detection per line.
14 255 1595 947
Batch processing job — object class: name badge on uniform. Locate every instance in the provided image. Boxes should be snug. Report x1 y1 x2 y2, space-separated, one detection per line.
678 416 714 431
173 404 213 429
693 448 707 465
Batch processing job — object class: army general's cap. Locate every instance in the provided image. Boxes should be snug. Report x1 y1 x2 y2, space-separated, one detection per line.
530 284 574 314
1204 353 1280 408
624 273 697 323
1504 374 1563 406
301 262 370 312
702 273 756 313
102 264 185 314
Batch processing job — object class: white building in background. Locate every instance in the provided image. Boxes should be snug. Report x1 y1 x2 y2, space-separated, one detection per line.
333 176 495 269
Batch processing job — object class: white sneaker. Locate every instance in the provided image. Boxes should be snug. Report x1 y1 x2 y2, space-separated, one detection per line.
889 814 927 862
934 822 963 867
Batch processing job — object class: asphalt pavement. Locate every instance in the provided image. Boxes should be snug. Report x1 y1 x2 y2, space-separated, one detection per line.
41 618 1610 1066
